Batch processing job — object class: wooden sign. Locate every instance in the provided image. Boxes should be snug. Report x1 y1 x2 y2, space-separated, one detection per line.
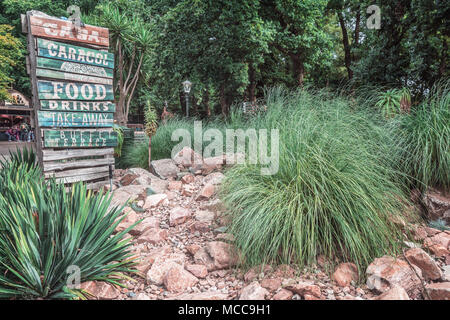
43 129 117 147
37 57 113 78
40 100 115 112
37 80 114 100
37 38 114 69
38 111 113 127
25 11 116 189
30 15 109 46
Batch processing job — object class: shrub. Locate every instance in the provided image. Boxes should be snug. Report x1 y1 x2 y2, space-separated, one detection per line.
0 149 137 299
394 83 450 190
220 88 412 271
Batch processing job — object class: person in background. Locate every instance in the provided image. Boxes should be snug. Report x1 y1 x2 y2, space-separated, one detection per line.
20 121 30 141
5 125 19 142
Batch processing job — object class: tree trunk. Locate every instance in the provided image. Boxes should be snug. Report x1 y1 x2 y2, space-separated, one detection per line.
248 65 257 102
219 83 228 117
338 11 353 80
204 89 211 117
290 53 305 87
354 7 360 46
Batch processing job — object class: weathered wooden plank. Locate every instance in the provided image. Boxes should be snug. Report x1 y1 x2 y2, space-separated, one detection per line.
36 68 113 85
43 148 114 161
43 129 117 147
55 171 110 184
45 165 110 178
43 157 115 172
30 15 109 46
40 100 115 112
37 57 113 78
37 38 114 69
38 111 113 128
86 179 111 190
37 80 114 100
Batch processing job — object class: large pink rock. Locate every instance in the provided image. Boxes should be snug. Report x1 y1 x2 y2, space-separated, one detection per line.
80 281 120 300
260 278 282 292
285 281 322 299
404 248 442 280
185 264 208 278
129 217 160 236
422 188 450 224
150 158 180 179
206 241 239 270
173 146 203 168
137 228 168 244
115 209 138 233
239 282 269 300
143 193 168 209
169 207 191 226
366 255 422 299
272 289 294 300
164 265 199 293
373 286 410 300
195 183 215 201
425 282 450 300
332 263 359 287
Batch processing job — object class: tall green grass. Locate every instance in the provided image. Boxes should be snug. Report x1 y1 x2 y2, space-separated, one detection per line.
220 88 412 270
393 83 450 190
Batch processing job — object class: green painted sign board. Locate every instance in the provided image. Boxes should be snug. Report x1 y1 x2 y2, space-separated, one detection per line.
38 110 114 128
37 57 113 78
37 38 114 69
36 68 113 85
43 129 117 147
40 100 116 113
37 80 114 100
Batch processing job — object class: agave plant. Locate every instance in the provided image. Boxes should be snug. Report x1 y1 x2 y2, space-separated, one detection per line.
375 89 402 118
0 150 138 299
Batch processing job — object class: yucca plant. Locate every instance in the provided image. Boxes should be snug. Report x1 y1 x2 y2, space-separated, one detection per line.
376 89 402 118
0 150 138 299
145 100 158 167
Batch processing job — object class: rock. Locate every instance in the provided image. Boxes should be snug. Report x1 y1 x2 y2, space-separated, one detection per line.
404 248 442 280
206 241 239 270
422 188 450 224
185 264 208 279
181 174 195 184
148 180 169 194
442 265 450 281
164 265 199 293
110 185 147 209
272 289 294 300
146 253 185 285
284 281 322 299
366 255 422 299
425 282 450 300
186 244 201 256
424 232 450 257
128 168 160 185
373 286 410 300
193 247 216 271
170 292 228 300
181 184 196 197
131 293 151 300
239 282 269 300
188 221 210 232
169 207 191 226
80 281 120 300
129 217 160 236
203 172 225 185
143 193 168 209
137 228 168 244
332 263 358 287
150 159 180 179
173 146 203 168
168 181 182 191
202 156 224 174
115 209 138 233
134 257 153 278
201 199 226 213
273 265 296 278
195 210 215 223
260 278 282 292
195 183 215 201
215 233 234 242
120 173 139 186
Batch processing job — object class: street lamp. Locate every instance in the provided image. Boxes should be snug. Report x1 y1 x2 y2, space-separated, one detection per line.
182 80 192 117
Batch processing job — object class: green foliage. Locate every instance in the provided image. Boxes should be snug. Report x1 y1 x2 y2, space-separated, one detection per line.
112 124 124 157
375 89 403 118
428 219 449 231
144 101 158 137
393 82 450 190
220 88 412 270
0 24 23 100
0 149 137 299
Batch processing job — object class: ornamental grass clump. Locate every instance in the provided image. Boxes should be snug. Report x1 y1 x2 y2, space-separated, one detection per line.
220 88 413 271
0 149 137 299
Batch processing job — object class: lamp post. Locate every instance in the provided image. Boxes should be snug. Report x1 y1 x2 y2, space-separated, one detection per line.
182 80 192 117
